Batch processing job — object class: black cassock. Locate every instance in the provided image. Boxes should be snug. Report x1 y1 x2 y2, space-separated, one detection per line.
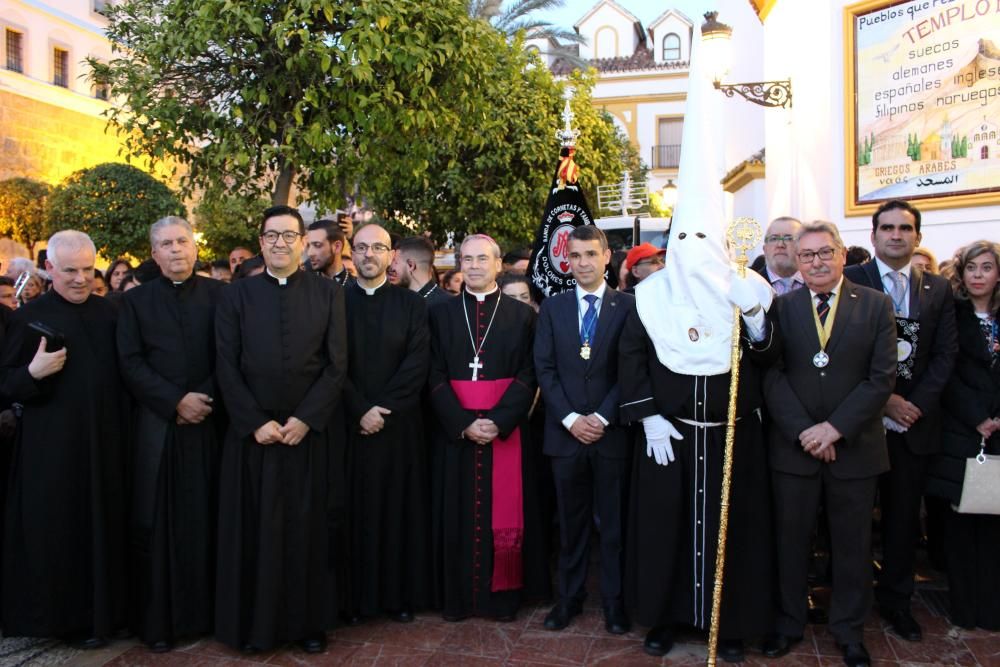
418 280 453 307
0 292 127 638
117 275 226 645
214 270 347 650
428 289 550 619
618 310 779 640
343 282 431 616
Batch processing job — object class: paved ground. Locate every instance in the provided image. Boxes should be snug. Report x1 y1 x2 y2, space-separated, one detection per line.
2 584 999 666
2 540 997 666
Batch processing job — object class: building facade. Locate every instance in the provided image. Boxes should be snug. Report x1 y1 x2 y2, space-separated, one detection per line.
0 0 125 185
528 0 695 206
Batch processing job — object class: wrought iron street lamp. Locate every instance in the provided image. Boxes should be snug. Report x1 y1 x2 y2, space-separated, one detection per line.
701 11 792 109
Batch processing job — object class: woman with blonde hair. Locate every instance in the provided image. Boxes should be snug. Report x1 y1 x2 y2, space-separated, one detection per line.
911 247 939 275
927 240 1000 630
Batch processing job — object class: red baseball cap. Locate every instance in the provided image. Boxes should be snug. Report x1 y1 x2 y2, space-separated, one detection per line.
624 243 666 271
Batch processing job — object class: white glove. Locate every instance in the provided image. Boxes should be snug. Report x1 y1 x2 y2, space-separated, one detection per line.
642 415 684 466
727 273 762 314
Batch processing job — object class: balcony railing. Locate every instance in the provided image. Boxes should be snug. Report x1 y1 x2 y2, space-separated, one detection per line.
651 144 680 169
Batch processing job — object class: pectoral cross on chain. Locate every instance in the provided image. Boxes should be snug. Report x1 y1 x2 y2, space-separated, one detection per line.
469 356 483 382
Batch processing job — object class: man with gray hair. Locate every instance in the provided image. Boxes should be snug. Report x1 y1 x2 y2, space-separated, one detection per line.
116 215 227 652
0 230 128 647
756 216 804 295
763 221 896 667
428 233 549 622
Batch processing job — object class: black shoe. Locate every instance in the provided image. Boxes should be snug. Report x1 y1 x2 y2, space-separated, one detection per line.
643 625 674 657
493 612 517 623
718 639 745 663
240 644 260 655
297 635 327 654
443 612 469 622
880 607 922 641
761 633 803 658
543 600 582 631
602 603 630 635
73 636 108 650
808 593 829 625
148 640 173 653
390 609 414 623
838 641 870 667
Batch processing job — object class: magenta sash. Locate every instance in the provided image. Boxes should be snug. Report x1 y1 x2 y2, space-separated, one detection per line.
450 378 524 592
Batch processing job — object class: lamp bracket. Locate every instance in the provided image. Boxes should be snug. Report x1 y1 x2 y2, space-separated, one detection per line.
714 79 792 109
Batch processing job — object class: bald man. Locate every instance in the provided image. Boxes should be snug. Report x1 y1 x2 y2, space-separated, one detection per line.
341 224 432 622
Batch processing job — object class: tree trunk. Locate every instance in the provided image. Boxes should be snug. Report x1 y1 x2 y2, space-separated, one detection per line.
271 164 295 206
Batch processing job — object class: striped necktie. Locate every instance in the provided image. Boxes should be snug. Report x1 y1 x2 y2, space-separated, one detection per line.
816 292 832 325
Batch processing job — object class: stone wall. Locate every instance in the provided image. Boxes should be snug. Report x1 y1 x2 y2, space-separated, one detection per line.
0 89 134 185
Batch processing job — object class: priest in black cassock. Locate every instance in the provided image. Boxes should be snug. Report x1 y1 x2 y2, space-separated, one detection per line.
117 216 226 652
214 205 347 654
342 224 431 621
428 234 550 622
0 230 127 646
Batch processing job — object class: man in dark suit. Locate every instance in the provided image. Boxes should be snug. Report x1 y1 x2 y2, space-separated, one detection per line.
764 221 897 667
534 225 634 635
844 200 957 641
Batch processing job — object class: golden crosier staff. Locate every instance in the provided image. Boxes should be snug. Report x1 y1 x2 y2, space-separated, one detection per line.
706 217 763 666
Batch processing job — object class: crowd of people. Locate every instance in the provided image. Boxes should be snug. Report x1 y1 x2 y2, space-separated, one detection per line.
0 199 996 667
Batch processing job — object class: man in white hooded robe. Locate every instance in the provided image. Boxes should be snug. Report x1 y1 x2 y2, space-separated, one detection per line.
617 27 781 663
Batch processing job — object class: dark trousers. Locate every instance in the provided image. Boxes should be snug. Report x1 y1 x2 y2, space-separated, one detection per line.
875 433 929 612
773 467 877 644
945 509 1000 631
551 447 628 606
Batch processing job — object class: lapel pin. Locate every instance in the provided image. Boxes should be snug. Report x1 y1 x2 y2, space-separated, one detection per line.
924 285 930 290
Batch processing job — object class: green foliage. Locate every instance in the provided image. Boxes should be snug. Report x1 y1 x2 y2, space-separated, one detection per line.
374 62 644 246
192 188 268 259
952 135 968 158
906 133 922 162
46 163 184 260
93 0 510 211
0 177 51 256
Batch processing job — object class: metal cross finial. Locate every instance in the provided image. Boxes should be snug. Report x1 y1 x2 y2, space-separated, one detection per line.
556 86 581 147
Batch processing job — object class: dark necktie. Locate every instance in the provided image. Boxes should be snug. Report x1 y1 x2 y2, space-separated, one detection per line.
816 292 832 325
580 294 598 344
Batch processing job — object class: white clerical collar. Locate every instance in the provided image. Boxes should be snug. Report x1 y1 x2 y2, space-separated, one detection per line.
575 281 607 304
266 268 293 285
875 256 911 280
809 276 844 299
360 277 387 296
465 284 499 302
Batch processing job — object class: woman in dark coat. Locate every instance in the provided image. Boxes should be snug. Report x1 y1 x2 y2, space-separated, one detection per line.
926 240 1000 630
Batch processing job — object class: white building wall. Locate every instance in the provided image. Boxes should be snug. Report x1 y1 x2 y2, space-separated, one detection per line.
577 5 639 60
1 0 112 108
650 14 692 64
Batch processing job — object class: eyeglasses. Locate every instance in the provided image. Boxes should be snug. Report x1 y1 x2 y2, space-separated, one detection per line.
261 230 303 245
797 247 837 263
765 234 794 244
352 243 391 255
635 256 664 268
